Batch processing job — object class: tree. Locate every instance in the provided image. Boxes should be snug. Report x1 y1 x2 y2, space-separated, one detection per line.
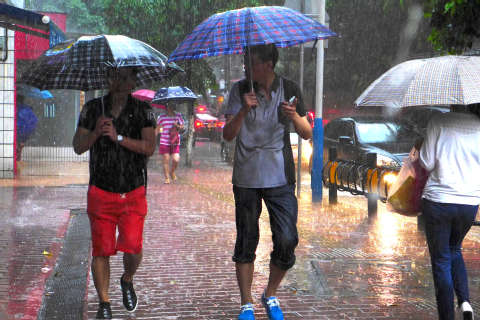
103 0 283 99
424 0 480 53
311 0 435 112
25 0 108 34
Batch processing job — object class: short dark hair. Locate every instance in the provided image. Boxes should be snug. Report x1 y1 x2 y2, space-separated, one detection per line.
468 103 480 119
106 66 138 79
245 44 279 67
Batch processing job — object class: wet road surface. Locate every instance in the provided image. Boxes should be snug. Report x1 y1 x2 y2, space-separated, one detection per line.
2 141 480 319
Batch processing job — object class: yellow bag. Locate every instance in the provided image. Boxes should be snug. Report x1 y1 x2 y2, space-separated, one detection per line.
387 147 428 216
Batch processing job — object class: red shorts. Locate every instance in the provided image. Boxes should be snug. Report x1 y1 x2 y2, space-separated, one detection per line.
87 185 147 256
159 144 180 155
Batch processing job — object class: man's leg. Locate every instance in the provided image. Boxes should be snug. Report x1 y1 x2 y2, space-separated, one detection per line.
117 186 147 313
265 262 287 298
92 256 111 302
236 262 255 305
263 184 298 297
232 186 262 315
123 251 143 282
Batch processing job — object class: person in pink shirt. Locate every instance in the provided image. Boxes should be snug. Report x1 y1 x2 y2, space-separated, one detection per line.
156 103 185 184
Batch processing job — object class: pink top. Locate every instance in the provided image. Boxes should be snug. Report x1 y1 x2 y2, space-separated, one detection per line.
157 113 184 146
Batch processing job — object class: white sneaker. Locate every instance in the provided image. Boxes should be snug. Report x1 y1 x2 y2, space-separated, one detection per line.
460 301 474 320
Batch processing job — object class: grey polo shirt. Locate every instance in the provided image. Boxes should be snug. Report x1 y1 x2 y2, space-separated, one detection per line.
225 76 302 188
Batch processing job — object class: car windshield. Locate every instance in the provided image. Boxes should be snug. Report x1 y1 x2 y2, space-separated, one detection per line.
356 121 410 144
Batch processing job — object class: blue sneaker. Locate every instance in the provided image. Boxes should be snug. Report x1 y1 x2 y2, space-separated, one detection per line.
238 303 255 320
261 293 284 320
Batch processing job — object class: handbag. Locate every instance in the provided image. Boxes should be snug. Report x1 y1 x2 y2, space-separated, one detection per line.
386 147 428 216
169 124 179 145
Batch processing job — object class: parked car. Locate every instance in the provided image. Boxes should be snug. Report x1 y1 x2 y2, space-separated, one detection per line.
323 115 423 167
397 106 450 137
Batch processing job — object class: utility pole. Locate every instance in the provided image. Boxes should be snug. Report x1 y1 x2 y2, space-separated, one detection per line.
311 0 325 202
296 0 305 198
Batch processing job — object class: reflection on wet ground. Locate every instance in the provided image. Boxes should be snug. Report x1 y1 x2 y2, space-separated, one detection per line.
0 185 86 319
4 141 480 319
153 142 480 318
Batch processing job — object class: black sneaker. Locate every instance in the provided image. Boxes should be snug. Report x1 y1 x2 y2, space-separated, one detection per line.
120 274 138 312
96 302 112 319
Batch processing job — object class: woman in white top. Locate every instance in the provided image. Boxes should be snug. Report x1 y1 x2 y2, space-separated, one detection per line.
419 103 480 320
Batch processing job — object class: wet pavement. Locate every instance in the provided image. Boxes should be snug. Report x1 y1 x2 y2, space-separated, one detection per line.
2 140 480 319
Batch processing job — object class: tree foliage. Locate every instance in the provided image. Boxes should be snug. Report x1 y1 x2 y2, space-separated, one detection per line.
25 0 107 33
319 0 434 110
103 0 283 99
424 0 480 53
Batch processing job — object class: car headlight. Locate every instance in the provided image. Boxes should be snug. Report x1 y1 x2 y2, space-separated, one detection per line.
376 154 399 167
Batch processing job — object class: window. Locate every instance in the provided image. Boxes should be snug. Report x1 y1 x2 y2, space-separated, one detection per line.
356 122 400 144
0 27 8 62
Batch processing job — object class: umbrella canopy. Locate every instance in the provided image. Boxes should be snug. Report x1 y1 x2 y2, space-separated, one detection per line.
168 6 336 62
152 86 197 105
17 104 38 142
19 34 183 91
132 89 165 110
355 55 480 108
132 89 155 102
17 84 53 99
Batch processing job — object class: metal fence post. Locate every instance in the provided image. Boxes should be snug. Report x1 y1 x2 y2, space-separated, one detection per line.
329 147 337 204
367 153 378 220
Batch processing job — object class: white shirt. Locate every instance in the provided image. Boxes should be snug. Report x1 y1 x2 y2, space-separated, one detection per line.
419 112 480 205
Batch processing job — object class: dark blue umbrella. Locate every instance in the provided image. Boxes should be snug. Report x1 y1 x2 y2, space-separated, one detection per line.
17 104 38 142
17 84 53 99
152 86 197 105
168 6 336 62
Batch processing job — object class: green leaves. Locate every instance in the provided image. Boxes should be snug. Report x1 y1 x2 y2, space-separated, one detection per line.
425 0 480 53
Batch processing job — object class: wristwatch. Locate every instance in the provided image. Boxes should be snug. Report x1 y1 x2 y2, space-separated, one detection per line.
117 134 124 142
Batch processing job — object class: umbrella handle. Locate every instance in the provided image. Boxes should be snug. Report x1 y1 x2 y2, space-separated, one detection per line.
246 46 255 94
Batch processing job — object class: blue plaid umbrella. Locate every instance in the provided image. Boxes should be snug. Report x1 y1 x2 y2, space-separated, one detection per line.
152 86 197 105
19 35 183 91
168 6 336 62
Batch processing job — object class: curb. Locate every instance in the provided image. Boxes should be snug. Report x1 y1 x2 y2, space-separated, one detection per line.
37 209 91 320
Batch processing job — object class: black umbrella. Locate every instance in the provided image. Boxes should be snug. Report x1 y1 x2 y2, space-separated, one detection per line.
19 34 183 91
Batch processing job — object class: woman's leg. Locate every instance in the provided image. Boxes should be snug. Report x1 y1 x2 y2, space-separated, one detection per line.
162 153 171 183
423 199 455 320
450 204 477 306
170 153 180 180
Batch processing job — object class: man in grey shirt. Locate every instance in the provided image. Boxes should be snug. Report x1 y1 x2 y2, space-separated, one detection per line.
223 44 312 320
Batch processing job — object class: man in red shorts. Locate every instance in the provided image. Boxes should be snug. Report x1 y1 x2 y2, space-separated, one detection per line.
73 67 156 319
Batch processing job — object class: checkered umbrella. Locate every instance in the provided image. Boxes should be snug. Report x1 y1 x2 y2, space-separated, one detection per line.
168 6 336 62
355 55 480 108
19 35 183 91
152 86 197 105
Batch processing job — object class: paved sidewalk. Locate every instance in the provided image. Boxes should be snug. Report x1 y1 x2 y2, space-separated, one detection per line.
84 142 480 319
3 141 480 319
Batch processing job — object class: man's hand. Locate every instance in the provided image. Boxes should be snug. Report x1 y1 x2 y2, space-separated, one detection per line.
281 98 299 120
100 118 118 142
242 91 258 112
94 116 112 137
